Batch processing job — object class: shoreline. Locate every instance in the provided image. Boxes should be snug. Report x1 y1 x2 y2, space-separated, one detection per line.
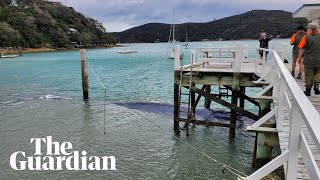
20 44 123 53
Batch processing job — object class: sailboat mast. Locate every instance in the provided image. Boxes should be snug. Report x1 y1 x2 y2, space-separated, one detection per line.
185 29 187 42
168 24 172 42
173 24 175 42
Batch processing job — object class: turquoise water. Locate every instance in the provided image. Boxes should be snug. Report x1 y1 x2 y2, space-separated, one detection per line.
0 39 290 179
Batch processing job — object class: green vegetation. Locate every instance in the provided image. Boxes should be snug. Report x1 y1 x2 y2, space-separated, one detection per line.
0 0 114 48
113 10 307 43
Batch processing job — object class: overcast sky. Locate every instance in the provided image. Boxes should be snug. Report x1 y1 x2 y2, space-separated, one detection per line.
51 0 318 32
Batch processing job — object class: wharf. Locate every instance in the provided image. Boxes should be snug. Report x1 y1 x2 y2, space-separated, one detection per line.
172 45 320 179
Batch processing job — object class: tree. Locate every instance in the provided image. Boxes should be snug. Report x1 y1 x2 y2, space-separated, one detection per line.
80 32 92 45
0 22 23 47
0 0 12 7
0 0 114 48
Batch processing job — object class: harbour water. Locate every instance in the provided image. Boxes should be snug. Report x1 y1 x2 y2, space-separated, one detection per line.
0 39 291 179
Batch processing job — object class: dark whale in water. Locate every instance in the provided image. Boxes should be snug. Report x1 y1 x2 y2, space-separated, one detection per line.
115 102 255 125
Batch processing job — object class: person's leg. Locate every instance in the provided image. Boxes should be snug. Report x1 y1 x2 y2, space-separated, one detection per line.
299 57 304 73
265 52 268 61
304 67 314 96
297 57 304 79
292 54 297 77
313 67 320 95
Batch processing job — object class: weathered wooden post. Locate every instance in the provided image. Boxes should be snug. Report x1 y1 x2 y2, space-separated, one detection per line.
204 85 211 109
190 50 196 120
240 86 245 108
230 43 243 138
80 49 89 100
173 45 180 132
204 47 212 109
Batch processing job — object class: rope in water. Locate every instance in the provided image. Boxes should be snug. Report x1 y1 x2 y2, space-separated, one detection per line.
87 61 106 90
86 59 107 134
85 58 248 179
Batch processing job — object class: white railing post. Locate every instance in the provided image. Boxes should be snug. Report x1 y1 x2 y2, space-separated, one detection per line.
262 50 267 74
174 45 180 70
255 49 259 73
276 75 286 131
286 100 304 180
243 44 249 60
234 43 243 72
272 66 280 104
190 50 195 66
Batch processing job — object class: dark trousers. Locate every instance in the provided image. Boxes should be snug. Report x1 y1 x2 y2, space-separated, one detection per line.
305 67 320 88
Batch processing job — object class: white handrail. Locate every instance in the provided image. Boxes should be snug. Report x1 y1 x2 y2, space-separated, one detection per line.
247 47 320 179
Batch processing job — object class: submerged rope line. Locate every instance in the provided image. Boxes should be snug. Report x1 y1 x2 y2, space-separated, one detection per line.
103 89 107 134
87 60 106 90
87 59 107 134
86 59 248 179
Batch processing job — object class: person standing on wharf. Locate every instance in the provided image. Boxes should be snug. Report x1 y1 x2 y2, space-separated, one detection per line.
290 25 306 79
298 23 320 96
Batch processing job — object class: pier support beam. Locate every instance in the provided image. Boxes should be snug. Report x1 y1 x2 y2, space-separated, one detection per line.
174 71 180 132
240 86 245 108
204 85 211 109
191 83 196 118
252 87 274 168
80 49 89 100
230 73 240 138
189 86 258 120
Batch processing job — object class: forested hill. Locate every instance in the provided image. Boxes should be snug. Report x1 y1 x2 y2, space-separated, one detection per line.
113 10 307 43
0 0 114 48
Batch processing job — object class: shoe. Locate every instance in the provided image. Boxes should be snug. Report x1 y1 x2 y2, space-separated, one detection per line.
297 73 302 79
304 88 311 96
291 72 295 77
314 88 320 95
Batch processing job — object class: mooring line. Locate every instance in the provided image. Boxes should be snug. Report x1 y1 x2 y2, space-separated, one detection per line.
85 58 248 179
87 59 107 134
87 60 106 90
103 89 107 134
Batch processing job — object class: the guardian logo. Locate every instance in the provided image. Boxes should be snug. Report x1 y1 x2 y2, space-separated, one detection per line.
10 136 116 171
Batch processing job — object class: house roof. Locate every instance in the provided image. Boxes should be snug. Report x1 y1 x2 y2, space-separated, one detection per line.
293 4 320 20
69 28 78 32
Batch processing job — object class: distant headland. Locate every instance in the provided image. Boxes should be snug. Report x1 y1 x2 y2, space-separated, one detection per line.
112 10 307 43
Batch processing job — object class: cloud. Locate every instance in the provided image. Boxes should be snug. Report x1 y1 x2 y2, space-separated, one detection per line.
51 0 316 32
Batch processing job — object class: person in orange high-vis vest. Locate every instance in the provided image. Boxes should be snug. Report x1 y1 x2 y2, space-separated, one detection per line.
298 23 320 96
290 26 306 79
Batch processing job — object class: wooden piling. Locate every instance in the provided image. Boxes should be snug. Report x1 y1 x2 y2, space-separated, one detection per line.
240 86 245 108
204 85 211 109
252 87 273 168
174 71 180 131
191 83 196 118
230 73 240 138
80 49 89 100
